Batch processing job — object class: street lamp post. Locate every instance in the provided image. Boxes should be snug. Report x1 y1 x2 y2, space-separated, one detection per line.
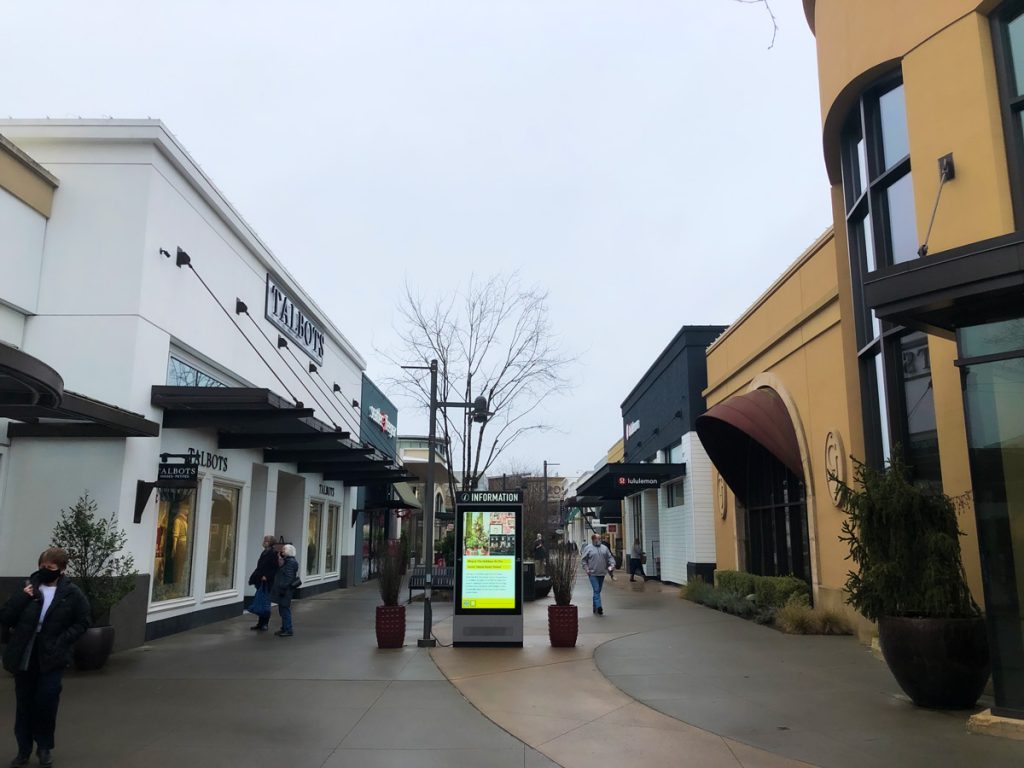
403 359 488 648
543 460 560 535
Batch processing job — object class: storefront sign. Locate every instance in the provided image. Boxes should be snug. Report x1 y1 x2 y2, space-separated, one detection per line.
265 275 325 365
456 491 523 504
368 405 397 438
615 476 659 489
625 419 641 440
319 483 336 497
157 463 199 486
188 448 228 472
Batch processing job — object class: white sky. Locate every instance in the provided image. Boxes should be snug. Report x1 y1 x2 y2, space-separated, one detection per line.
2 1 832 479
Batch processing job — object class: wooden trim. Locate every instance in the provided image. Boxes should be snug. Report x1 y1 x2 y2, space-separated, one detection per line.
0 134 58 217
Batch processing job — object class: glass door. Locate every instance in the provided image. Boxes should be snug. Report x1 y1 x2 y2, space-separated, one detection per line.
962 352 1024 714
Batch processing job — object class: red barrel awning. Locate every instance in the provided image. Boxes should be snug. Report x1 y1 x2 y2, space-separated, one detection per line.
695 388 802 502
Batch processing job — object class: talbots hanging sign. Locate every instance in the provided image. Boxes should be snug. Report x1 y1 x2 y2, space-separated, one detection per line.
265 275 325 365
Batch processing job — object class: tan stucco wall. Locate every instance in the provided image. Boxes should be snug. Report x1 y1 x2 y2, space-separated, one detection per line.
811 0 997 182
705 233 863 623
0 134 57 217
607 438 624 464
808 3 1019 609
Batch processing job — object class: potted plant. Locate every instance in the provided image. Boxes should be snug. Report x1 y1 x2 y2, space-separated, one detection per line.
833 451 989 708
547 545 579 647
50 493 138 670
375 541 405 649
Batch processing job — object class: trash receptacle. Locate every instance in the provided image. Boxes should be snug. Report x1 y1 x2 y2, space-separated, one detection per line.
523 561 536 602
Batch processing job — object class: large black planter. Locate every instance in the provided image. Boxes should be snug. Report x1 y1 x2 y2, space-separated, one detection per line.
534 576 552 599
74 625 116 671
877 615 990 709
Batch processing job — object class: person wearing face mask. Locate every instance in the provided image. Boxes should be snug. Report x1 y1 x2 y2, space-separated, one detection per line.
0 548 90 768
581 534 615 615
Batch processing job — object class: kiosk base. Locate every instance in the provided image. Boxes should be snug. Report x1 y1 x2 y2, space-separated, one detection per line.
453 614 523 647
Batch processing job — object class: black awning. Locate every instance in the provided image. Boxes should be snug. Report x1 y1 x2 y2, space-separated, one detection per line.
3 391 159 438
152 385 410 485
574 462 686 501
0 344 63 409
863 231 1024 338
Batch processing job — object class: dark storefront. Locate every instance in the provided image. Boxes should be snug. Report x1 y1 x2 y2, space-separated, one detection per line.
351 375 418 582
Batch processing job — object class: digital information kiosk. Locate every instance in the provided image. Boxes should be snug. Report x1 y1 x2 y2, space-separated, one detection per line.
453 490 523 647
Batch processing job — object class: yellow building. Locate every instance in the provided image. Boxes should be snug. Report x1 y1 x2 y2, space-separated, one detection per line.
700 230 878 634
705 0 1024 719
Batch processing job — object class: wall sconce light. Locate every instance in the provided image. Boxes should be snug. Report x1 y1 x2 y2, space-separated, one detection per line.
674 410 683 418
652 427 660 435
351 399 359 409
308 363 318 374
277 336 288 349
175 247 191 267
235 299 248 314
333 383 341 393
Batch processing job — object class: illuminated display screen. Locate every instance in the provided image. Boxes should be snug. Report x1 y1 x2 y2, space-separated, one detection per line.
460 509 517 609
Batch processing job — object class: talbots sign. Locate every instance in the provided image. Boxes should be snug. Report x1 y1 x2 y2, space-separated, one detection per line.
265 275 325 365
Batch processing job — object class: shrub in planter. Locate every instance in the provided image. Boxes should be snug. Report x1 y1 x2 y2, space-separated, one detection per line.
548 546 579 647
50 493 137 670
833 451 989 708
375 543 405 649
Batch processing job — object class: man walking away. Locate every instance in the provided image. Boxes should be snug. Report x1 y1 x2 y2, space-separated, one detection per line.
581 534 615 615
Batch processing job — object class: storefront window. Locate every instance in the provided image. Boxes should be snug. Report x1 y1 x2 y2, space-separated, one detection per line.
961 343 1024 712
666 480 685 508
841 74 937 483
205 484 239 593
152 490 196 602
325 503 339 573
307 500 323 576
166 355 226 388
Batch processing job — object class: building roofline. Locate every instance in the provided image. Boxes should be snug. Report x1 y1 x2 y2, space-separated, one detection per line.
0 119 365 370
619 324 728 411
0 133 59 189
707 227 834 356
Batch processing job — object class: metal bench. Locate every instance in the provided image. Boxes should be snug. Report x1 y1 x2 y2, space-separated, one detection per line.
407 566 455 603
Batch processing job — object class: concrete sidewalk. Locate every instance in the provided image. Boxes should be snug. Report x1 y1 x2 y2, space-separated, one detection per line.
432 574 1023 768
3 575 1021 767
0 583 554 768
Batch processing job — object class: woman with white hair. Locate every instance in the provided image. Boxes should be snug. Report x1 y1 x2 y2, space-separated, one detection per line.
271 544 299 637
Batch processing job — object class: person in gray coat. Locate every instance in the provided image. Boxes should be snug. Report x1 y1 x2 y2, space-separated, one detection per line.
272 544 299 637
581 534 615 615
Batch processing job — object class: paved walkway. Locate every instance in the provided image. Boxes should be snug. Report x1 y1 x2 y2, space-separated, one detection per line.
434 574 1021 768
0 583 553 768
2 575 1021 767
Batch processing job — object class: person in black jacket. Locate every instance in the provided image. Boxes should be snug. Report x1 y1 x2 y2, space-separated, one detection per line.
271 544 299 637
0 548 90 768
247 535 280 632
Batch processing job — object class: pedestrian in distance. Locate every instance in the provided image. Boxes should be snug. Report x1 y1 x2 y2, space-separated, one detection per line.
581 534 615 615
629 538 647 582
248 535 280 631
532 534 547 575
0 548 90 768
272 544 299 637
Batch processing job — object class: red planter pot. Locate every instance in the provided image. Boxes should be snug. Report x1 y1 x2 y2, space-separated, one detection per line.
548 604 578 648
376 604 406 649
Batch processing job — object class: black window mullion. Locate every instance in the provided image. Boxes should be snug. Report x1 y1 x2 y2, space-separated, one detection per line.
992 5 1024 228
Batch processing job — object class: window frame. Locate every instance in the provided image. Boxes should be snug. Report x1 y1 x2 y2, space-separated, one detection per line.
840 73 942 484
992 0 1024 228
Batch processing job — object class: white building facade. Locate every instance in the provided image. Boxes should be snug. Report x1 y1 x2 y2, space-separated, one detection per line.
0 120 393 644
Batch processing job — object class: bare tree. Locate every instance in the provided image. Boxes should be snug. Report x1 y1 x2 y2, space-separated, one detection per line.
735 0 779 49
487 464 563 549
382 273 575 492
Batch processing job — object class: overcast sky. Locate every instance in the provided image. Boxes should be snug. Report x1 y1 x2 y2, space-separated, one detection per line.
3 1 831 479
